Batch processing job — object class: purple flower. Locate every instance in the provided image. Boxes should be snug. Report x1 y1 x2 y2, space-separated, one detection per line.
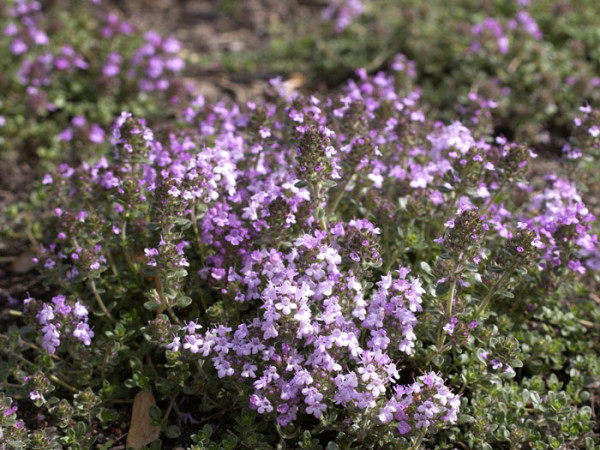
36 304 54 325
89 124 105 144
41 323 60 354
58 127 73 142
10 38 27 55
73 322 94 345
166 337 181 352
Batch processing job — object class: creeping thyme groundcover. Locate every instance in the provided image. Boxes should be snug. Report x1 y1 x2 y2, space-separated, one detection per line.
1 1 600 449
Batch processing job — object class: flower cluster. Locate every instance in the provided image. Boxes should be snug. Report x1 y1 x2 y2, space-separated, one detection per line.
562 104 600 161
24 294 93 354
381 372 460 435
129 31 185 93
526 176 597 273
0 394 27 446
4 0 47 56
470 9 542 55
173 228 429 430
6 42 599 447
0 0 188 162
322 0 365 33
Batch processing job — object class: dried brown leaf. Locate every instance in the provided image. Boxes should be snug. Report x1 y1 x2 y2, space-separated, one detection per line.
12 249 37 274
284 73 306 94
126 390 161 449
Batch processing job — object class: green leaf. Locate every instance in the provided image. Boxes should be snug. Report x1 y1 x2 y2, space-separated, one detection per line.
436 281 450 296
144 300 162 311
148 405 162 423
75 421 87 439
98 408 119 424
510 359 523 368
172 217 191 227
148 440 162 450
419 261 432 274
167 268 188 279
436 184 453 193
173 296 192 308
457 414 475 424
166 425 181 439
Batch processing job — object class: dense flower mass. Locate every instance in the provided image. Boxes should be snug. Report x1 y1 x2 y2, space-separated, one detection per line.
19 48 597 446
2 2 600 447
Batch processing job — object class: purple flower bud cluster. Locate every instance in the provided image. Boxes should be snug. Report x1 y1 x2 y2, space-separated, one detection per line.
0 395 26 443
24 295 93 354
18 45 88 87
563 104 600 160
321 0 364 33
382 372 460 434
471 8 542 55
471 18 509 55
0 0 187 152
526 176 597 273
57 116 106 144
129 31 185 93
4 0 47 56
510 11 542 40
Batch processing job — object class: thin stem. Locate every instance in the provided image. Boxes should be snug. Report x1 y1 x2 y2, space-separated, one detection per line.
320 216 328 232
155 275 182 325
328 172 355 214
475 268 513 318
105 250 119 279
120 219 136 274
49 374 78 392
275 422 300 440
89 278 117 324
310 182 328 231
383 247 401 273
166 307 182 326
190 205 205 258
3 335 64 362
425 342 453 367
163 396 176 422
436 278 457 350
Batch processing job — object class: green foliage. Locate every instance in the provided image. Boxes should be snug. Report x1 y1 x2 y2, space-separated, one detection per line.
1 1 600 449
227 0 600 149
